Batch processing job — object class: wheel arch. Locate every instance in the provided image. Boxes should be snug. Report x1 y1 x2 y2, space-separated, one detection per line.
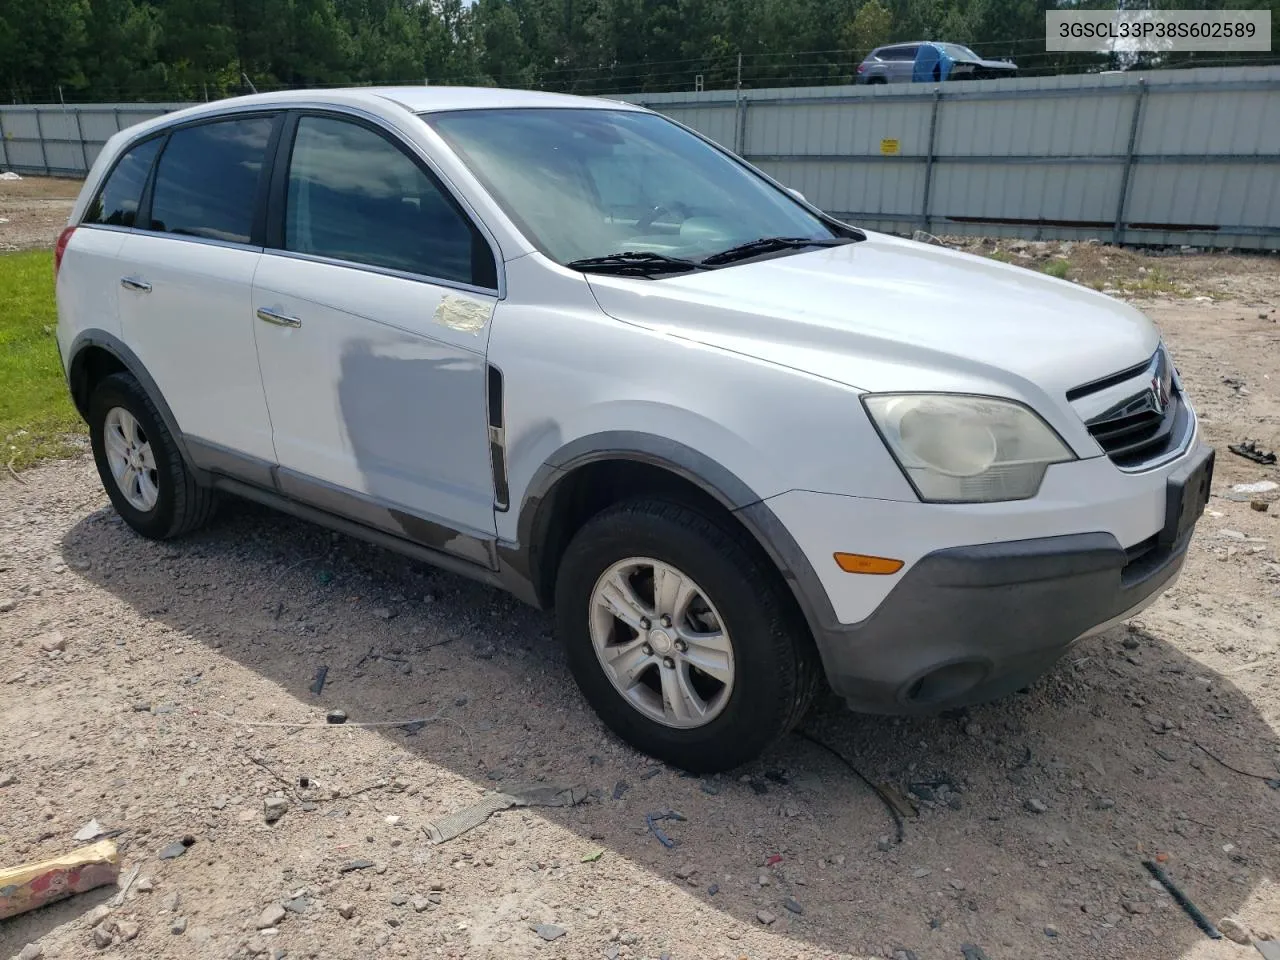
502 431 834 641
68 330 204 481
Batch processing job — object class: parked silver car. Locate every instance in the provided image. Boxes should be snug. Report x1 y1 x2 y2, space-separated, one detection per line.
856 42 1018 84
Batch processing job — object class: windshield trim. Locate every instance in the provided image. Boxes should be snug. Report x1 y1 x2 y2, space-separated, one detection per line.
418 106 863 271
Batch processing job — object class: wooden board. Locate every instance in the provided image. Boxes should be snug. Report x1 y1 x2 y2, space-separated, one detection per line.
0 839 119 920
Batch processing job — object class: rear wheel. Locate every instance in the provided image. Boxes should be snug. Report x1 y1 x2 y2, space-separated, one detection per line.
89 372 216 539
555 498 820 772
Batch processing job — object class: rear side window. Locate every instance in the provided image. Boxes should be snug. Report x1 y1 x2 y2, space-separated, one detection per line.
148 116 274 244
883 45 919 61
283 115 493 288
83 138 161 227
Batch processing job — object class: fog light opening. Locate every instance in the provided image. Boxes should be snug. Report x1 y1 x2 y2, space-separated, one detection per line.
902 660 988 706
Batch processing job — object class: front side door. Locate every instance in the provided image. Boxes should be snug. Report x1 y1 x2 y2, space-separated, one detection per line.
251 112 500 562
115 113 279 468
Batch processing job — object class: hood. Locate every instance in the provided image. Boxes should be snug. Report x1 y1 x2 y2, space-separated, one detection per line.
585 231 1159 402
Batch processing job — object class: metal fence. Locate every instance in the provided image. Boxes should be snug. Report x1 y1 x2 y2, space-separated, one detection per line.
624 64 1280 250
3 64 1279 249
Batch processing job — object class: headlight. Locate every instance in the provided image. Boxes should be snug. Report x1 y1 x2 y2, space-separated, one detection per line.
863 394 1074 502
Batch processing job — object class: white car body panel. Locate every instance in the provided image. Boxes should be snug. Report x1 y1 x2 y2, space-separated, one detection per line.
115 233 275 463
251 252 498 540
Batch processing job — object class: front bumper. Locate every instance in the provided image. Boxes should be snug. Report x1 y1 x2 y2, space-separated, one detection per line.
740 443 1212 713
802 528 1187 713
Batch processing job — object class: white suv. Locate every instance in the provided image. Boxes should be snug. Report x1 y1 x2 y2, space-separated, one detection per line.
55 87 1213 772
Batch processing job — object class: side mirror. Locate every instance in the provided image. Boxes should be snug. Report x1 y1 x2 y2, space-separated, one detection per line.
786 187 807 203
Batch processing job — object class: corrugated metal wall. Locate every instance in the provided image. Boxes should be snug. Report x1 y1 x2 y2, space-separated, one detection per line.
620 65 1280 249
3 66 1278 248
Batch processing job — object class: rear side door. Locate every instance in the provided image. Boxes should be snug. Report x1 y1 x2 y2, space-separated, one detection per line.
114 113 280 471
250 111 501 562
57 135 163 351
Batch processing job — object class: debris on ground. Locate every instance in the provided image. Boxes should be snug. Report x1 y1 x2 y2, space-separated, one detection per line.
1253 500 1271 512
645 809 687 848
1024 798 1048 813
72 819 106 842
0 839 120 920
1229 440 1278 465
325 708 348 724
263 796 289 823
309 665 328 695
1144 860 1222 939
1233 480 1279 495
423 783 586 843
1218 916 1253 944
531 922 566 941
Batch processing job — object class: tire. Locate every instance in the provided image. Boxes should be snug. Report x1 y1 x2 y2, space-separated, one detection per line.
555 498 821 773
88 372 216 539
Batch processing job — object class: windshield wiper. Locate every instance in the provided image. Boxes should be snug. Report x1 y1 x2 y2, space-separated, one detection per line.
566 251 710 276
699 235 854 266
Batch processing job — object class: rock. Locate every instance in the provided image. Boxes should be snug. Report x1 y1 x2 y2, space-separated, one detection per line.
337 902 356 919
1094 797 1115 810
757 909 777 925
86 904 112 926
0 598 16 612
264 797 289 823
389 893 408 906
429 880 446 891
157 841 187 860
474 643 497 659
116 920 139 942
135 876 155 893
283 896 311 914
0 772 16 787
257 904 287 929
91 926 114 949
1123 901 1150 915
1043 925 1059 938
38 631 67 653
531 923 566 941
384 814 401 826
411 897 430 913
1122 635 1140 650
1025 798 1048 814
963 722 983 737
171 917 188 935
876 837 892 851
325 709 348 724
912 868 932 878
1252 500 1270 513
372 607 393 620
338 859 375 873
707 883 719 895
784 897 804 914
164 892 181 912
1218 916 1251 944
674 864 696 880
17 945 43 960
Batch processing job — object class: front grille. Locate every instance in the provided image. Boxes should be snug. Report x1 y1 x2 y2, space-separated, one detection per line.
1068 347 1192 470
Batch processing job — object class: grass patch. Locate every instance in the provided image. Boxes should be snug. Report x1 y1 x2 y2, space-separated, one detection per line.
0 250 85 469
1041 259 1070 279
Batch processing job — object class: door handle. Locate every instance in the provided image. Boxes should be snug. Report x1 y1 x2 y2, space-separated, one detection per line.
256 307 302 329
120 277 152 293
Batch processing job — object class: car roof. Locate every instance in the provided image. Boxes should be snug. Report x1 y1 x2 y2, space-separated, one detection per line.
112 86 643 146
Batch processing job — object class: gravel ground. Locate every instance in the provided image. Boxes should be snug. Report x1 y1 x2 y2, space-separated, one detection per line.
0 178 81 251
2 194 1279 960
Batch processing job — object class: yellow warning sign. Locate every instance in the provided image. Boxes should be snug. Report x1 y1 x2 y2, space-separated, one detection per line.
880 138 900 156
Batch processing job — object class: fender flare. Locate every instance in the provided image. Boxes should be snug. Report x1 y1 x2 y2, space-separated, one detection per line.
506 430 838 637
67 330 204 481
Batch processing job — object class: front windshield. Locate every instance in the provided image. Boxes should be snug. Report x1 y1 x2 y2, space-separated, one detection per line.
942 43 980 60
425 108 838 265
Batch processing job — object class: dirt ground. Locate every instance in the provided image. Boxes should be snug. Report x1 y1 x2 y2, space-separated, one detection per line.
2 184 1279 960
0 177 81 251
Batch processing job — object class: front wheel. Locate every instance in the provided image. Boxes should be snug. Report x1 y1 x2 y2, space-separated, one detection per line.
555 498 820 772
